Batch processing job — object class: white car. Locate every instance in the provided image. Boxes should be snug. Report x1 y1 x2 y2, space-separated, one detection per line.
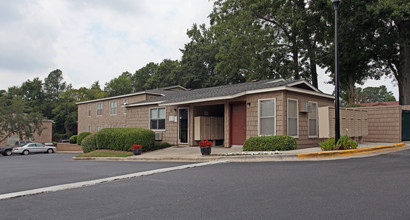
12 143 56 155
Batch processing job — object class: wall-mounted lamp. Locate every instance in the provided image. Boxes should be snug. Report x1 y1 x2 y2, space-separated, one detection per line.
247 102 251 108
173 108 177 113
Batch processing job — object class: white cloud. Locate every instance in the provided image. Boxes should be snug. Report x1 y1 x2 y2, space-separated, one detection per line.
0 0 213 90
0 0 399 100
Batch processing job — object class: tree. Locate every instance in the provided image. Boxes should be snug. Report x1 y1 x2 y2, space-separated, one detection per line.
209 0 325 86
341 85 396 105
369 0 410 105
52 90 78 137
20 77 45 113
357 86 396 103
132 63 158 91
44 69 67 102
144 59 182 89
0 97 44 143
180 24 223 89
104 72 134 96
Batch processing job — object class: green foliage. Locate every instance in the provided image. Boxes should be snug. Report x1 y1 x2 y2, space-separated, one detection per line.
81 133 98 153
320 135 358 151
336 135 359 150
153 142 172 150
104 72 134 96
319 138 337 151
0 97 44 143
77 132 91 146
143 59 182 89
44 69 67 101
180 24 222 89
96 128 155 152
243 136 297 151
132 62 158 91
69 135 78 144
357 86 396 103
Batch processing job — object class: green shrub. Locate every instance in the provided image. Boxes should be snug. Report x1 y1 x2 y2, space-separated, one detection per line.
243 135 297 151
337 135 358 150
96 128 155 152
320 135 358 151
81 133 98 153
69 135 78 144
77 132 91 146
153 142 172 150
319 138 337 151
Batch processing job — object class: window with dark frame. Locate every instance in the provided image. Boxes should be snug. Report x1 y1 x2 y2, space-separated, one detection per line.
97 103 103 116
150 108 166 130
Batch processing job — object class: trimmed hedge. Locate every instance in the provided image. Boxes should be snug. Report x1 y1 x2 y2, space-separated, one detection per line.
97 128 155 152
243 135 297 151
81 133 98 153
69 135 78 144
77 132 91 146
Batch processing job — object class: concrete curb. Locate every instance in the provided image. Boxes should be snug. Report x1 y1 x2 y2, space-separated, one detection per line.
297 143 406 159
72 154 298 162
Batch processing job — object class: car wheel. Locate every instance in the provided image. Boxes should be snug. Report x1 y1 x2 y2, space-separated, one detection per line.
4 150 12 156
47 148 54 154
22 150 29 155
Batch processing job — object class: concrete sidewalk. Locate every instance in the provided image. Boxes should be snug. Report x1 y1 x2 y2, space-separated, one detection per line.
72 142 409 162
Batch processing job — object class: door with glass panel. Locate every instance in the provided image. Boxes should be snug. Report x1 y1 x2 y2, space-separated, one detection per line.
179 108 189 144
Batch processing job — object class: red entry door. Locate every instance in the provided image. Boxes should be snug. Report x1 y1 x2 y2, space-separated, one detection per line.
230 102 246 146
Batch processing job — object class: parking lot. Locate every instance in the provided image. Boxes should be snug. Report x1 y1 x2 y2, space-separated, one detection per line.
0 153 191 195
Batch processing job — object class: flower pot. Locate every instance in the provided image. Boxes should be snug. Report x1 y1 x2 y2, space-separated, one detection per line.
133 149 142 155
200 147 211 155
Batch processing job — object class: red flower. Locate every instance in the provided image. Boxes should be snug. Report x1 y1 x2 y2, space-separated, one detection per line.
131 144 142 150
199 140 213 148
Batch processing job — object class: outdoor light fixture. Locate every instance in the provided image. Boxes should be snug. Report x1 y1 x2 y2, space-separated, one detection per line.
247 102 251 108
332 0 341 144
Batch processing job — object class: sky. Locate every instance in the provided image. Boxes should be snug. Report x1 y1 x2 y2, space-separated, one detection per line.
0 0 399 99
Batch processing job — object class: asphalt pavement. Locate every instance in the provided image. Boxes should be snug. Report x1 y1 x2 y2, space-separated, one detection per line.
0 153 191 195
1 149 410 219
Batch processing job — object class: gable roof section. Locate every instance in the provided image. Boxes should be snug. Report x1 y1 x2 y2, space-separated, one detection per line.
75 86 185 105
126 79 334 107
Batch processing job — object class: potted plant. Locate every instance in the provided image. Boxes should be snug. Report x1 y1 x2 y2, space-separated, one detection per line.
131 144 142 155
199 140 213 155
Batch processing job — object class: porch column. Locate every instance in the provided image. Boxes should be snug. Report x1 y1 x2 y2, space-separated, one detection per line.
224 100 230 147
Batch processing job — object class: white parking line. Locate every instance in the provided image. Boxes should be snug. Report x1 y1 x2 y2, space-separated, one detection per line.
0 160 228 201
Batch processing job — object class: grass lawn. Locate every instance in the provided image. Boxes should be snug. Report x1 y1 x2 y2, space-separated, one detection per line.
76 150 133 157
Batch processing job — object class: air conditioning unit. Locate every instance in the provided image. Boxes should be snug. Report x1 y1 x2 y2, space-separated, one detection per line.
305 102 313 113
155 132 162 141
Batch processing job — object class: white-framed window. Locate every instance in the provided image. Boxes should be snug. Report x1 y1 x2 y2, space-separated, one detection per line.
150 107 166 130
287 99 298 137
308 102 318 137
124 99 128 114
97 103 103 116
258 98 276 136
88 125 91 132
110 101 117 115
111 124 117 128
88 104 92 117
97 125 102 132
